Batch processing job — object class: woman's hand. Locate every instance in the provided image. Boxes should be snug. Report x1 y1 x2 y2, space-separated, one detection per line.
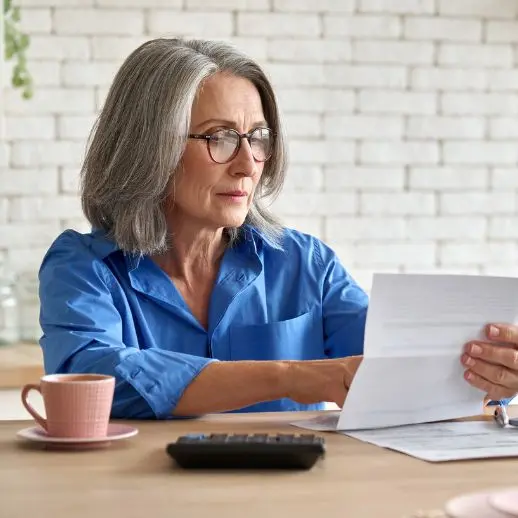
462 323 518 401
285 356 363 408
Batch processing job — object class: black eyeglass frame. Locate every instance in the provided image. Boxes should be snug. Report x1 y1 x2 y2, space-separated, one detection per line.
188 127 274 164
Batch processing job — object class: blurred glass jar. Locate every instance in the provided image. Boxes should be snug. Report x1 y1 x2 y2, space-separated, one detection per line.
17 272 41 343
0 277 20 345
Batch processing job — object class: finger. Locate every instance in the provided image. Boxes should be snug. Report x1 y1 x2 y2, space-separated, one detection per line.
463 342 518 369
462 354 518 389
485 323 518 345
463 370 517 401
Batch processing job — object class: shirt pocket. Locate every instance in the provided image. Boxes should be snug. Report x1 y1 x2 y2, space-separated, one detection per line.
228 306 325 361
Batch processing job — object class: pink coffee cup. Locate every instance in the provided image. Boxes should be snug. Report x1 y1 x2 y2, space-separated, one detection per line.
21 373 115 438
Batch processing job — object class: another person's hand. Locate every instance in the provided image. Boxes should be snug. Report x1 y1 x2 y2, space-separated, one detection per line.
462 323 518 401
285 356 363 408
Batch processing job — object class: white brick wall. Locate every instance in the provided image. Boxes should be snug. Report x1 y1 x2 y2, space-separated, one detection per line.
437 0 518 18
438 44 513 67
411 68 487 91
2 0 518 305
409 168 488 190
404 17 482 41
268 39 352 62
360 192 436 215
324 15 401 38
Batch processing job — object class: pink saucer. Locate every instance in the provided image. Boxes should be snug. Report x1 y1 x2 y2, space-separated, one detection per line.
489 488 518 516
16 423 138 450
444 491 512 518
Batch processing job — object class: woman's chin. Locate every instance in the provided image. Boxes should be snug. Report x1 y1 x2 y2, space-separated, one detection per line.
216 213 248 229
221 217 247 229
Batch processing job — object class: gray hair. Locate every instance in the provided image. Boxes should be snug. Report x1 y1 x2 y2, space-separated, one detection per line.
80 38 288 255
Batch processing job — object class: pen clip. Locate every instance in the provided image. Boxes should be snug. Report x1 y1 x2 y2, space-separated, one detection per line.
494 405 510 427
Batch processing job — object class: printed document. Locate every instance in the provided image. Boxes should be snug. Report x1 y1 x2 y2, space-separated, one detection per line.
344 421 518 462
293 273 518 432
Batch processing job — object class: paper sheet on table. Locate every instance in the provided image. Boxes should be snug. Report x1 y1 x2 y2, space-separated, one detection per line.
343 421 518 462
292 273 518 432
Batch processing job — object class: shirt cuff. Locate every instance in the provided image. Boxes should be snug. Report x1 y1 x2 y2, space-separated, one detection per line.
115 349 217 419
486 397 515 406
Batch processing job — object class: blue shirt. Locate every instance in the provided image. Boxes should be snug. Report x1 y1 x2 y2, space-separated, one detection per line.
38 225 369 419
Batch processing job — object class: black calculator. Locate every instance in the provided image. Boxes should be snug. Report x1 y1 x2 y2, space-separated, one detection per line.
166 433 326 470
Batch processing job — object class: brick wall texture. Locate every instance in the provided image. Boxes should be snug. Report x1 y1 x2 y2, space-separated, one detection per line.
3 0 518 291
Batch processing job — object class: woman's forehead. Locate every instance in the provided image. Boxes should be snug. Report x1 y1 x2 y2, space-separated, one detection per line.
191 73 264 124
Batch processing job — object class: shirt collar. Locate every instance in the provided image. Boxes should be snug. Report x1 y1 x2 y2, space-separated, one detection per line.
89 228 142 271
244 225 284 252
90 228 119 258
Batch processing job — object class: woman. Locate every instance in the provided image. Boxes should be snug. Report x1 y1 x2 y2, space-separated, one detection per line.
39 38 517 419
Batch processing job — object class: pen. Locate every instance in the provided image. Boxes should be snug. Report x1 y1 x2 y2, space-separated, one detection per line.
493 404 518 428
494 405 509 427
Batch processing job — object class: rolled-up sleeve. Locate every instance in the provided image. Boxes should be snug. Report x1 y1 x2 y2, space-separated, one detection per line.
314 239 369 359
39 234 215 419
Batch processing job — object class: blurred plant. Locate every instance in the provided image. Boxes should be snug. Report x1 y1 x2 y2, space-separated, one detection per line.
4 0 33 99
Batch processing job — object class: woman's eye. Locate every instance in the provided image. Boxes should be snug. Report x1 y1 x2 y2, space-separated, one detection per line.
209 130 227 140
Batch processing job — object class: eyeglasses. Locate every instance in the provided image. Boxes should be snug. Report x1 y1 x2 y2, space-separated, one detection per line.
188 127 274 164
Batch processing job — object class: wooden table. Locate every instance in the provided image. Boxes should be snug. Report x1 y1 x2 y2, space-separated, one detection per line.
2 411 518 518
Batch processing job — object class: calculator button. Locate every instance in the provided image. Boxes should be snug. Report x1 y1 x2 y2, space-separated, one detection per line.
249 434 268 442
208 434 228 442
178 434 206 443
226 435 245 442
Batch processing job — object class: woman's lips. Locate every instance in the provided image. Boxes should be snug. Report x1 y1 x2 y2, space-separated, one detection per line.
219 191 247 196
217 191 248 202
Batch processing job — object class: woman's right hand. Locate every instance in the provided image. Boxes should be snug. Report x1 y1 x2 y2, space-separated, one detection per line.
284 356 363 408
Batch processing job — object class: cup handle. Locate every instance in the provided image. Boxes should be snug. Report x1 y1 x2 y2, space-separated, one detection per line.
21 384 47 431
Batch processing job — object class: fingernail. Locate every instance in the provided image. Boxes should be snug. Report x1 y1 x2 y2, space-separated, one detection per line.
465 356 475 366
489 325 500 338
471 344 482 355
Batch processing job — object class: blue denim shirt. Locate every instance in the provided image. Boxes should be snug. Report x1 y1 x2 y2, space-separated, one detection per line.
38 226 369 419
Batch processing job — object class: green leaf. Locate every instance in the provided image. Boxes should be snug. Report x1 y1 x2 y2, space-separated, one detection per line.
5 20 15 37
22 87 33 100
19 34 30 50
4 2 35 100
5 42 15 59
12 75 23 87
12 6 21 22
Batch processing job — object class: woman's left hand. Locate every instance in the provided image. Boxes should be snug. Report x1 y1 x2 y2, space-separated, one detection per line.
462 323 518 401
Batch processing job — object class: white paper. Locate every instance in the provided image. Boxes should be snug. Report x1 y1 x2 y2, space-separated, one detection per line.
336 354 483 430
344 421 518 462
293 273 518 432
292 411 341 432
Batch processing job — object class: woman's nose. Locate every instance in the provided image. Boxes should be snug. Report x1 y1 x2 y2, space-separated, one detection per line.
229 138 257 177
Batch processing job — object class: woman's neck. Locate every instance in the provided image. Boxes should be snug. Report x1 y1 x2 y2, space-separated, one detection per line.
152 223 227 284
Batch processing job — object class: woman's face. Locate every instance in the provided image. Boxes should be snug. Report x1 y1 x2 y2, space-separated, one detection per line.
172 73 268 232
